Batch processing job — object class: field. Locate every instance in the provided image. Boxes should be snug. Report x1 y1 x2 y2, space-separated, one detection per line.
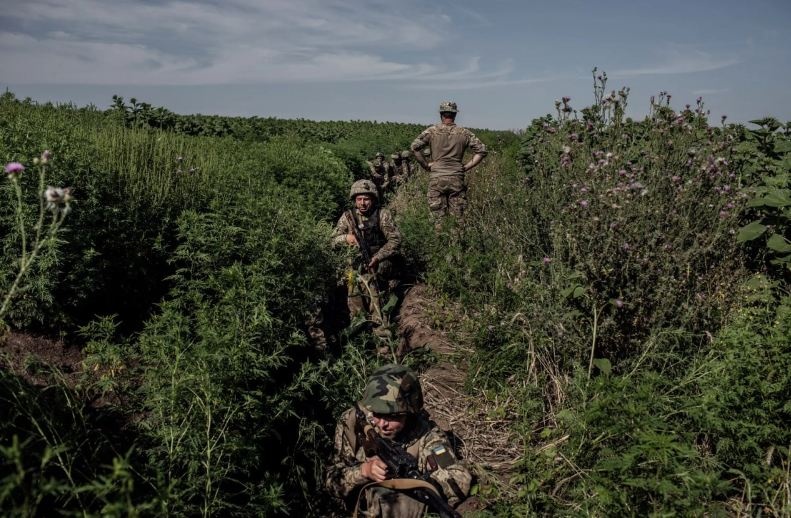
1 79 789 517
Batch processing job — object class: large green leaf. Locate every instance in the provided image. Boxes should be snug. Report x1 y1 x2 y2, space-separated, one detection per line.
592 358 612 376
775 139 791 154
767 234 791 253
736 221 767 243
749 117 781 131
765 189 791 208
747 189 791 208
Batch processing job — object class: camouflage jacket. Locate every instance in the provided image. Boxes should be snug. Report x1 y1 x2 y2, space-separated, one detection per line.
331 207 401 263
367 159 395 187
410 123 487 177
325 407 472 508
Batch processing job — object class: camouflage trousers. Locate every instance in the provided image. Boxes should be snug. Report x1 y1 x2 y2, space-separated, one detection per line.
427 175 466 227
358 486 426 518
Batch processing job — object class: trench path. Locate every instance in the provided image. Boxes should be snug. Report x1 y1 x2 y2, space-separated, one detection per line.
396 283 518 494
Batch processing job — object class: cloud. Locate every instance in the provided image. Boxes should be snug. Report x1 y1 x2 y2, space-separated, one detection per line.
612 47 740 77
692 88 729 96
0 0 466 85
409 75 559 91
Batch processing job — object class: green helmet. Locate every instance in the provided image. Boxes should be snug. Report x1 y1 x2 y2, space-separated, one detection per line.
375 152 385 159
350 179 378 200
439 100 458 113
400 150 411 159
390 153 400 160
360 364 423 415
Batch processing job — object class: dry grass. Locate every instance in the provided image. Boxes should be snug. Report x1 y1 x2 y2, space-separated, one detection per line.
397 284 522 481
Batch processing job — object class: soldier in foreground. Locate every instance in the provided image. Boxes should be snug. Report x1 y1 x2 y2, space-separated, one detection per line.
325 364 471 517
411 101 487 229
332 180 401 341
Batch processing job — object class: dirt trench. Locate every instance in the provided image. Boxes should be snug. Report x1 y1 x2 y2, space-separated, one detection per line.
397 284 518 485
0 331 83 388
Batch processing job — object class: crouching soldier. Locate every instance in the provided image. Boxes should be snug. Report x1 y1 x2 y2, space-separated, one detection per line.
325 364 471 517
332 180 401 340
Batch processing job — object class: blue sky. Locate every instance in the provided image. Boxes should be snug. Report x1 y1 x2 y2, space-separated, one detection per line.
1 0 789 130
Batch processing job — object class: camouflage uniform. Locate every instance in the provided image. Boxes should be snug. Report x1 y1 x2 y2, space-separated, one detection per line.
390 150 412 187
410 102 487 224
367 153 395 195
325 365 472 517
332 181 401 336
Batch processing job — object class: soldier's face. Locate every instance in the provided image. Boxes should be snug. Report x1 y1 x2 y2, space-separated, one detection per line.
371 413 408 439
355 194 374 214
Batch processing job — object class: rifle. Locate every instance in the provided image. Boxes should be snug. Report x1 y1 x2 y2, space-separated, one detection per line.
362 425 461 518
345 210 374 270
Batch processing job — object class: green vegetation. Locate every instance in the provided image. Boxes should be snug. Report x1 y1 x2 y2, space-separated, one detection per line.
1 74 789 517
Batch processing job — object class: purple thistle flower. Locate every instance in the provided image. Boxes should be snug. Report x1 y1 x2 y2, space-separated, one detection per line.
542 256 552 265
4 162 24 177
614 298 624 309
578 199 589 208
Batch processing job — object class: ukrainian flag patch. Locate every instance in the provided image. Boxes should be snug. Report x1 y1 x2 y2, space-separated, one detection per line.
430 444 454 468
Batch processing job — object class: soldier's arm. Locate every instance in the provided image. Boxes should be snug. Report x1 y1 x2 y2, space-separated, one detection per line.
411 129 432 171
324 416 371 499
463 131 488 173
331 214 354 247
372 209 402 262
421 428 472 507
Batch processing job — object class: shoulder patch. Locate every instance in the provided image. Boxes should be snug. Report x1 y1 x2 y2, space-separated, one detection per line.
430 444 455 469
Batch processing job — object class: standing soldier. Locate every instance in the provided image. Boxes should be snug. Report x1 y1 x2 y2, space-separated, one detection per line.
325 364 472 517
391 150 413 187
332 180 401 341
399 150 413 178
388 152 402 192
411 101 487 228
367 152 394 195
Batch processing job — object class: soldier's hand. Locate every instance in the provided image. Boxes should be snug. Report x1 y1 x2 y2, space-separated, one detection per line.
361 456 388 482
368 256 379 272
346 234 358 246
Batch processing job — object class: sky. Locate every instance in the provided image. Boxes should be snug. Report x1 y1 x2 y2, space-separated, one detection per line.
1 0 790 130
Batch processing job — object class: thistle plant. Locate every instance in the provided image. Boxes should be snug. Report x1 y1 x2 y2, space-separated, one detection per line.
0 151 73 326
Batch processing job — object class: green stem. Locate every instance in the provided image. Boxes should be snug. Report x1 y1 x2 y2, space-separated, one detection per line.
13 179 27 263
587 303 600 380
0 200 64 321
31 164 48 260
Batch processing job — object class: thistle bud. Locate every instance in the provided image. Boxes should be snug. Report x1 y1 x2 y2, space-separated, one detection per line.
44 186 73 212
4 162 24 179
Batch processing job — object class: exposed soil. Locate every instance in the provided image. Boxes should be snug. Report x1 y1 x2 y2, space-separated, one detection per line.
0 331 83 388
398 284 519 484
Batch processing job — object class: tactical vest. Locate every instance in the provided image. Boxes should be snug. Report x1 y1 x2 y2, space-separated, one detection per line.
352 209 386 256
